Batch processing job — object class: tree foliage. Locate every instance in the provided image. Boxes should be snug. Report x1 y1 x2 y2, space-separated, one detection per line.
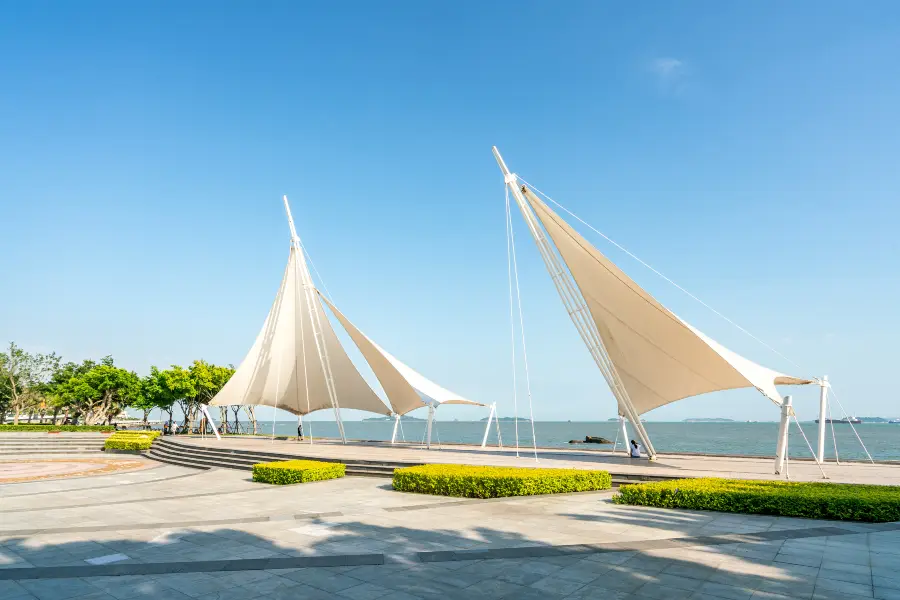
54 357 142 425
1 342 234 428
0 343 60 424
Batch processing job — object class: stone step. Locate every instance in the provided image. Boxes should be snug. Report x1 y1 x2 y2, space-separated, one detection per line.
149 439 400 477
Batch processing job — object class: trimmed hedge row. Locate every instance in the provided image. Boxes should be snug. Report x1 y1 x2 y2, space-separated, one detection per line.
252 460 346 485
0 424 116 432
104 431 157 451
114 430 161 440
392 464 612 499
613 477 900 523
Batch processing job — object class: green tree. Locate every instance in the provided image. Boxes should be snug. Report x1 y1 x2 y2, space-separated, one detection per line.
0 343 60 424
55 357 142 425
47 359 96 424
162 361 234 432
138 366 177 427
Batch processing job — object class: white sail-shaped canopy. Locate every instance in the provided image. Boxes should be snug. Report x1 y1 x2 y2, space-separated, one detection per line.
520 186 813 415
210 246 392 417
320 295 484 415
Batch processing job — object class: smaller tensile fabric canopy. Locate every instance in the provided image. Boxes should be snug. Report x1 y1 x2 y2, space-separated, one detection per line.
320 295 485 415
209 245 392 417
519 186 814 415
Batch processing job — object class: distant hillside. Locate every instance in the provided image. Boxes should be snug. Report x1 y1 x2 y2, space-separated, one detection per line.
362 416 426 422
683 418 735 423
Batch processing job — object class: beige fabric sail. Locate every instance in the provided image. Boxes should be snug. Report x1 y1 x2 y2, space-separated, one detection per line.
320 295 484 415
520 186 813 415
210 247 391 416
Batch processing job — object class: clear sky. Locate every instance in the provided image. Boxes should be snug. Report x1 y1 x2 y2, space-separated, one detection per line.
2 2 898 423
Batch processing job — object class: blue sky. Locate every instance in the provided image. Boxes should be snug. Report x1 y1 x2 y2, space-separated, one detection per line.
2 2 898 422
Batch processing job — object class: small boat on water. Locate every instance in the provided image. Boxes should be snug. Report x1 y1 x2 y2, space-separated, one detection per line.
890 419 900 424
815 417 862 424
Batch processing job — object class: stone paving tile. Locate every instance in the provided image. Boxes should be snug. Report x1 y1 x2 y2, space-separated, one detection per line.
283 569 367 593
335 582 392 600
820 568 873 586
18 578 102 600
564 588 628 599
529 575 587 597
875 575 900 591
633 582 694 599
696 580 755 600
813 575 874 597
194 589 262 600
0 580 37 600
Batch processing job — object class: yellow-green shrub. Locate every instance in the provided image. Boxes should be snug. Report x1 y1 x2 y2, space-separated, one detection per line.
113 430 161 440
393 464 612 498
614 477 900 523
252 460 345 485
104 431 156 451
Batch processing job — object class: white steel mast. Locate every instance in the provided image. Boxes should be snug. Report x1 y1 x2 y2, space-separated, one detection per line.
283 195 347 443
492 147 658 459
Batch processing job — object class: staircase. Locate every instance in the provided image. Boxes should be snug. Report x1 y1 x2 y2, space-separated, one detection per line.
147 437 413 477
0 432 108 456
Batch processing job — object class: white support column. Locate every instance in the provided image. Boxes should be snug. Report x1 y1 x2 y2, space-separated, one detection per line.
425 404 435 449
391 414 400 444
493 147 657 460
200 405 221 441
817 376 829 463
481 403 496 448
774 395 793 474
620 415 629 455
494 404 504 449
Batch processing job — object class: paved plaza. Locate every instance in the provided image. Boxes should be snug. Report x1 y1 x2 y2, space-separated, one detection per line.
2 458 900 599
179 435 900 485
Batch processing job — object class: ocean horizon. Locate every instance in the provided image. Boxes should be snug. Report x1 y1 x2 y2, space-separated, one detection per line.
188 419 900 462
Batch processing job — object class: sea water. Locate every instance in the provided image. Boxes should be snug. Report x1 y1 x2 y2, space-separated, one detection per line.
240 420 900 462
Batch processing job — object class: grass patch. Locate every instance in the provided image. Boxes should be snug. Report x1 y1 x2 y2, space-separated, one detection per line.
392 464 612 499
252 460 345 485
104 430 158 451
0 424 116 432
613 477 900 523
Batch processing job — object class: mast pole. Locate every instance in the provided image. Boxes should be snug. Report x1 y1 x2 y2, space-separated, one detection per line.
817 376 829 463
775 395 793 474
492 146 658 460
283 195 347 444
425 403 435 449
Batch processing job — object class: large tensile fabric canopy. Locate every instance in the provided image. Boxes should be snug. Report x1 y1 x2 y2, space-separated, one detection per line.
520 187 813 415
320 295 485 415
210 246 392 416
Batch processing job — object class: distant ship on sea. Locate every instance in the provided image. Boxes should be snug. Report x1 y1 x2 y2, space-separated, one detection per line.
815 416 862 424
890 419 900 424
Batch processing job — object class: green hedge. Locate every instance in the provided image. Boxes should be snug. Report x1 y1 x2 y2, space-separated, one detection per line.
393 464 612 499
613 477 900 523
0 424 116 432
113 430 161 440
104 431 157 451
252 460 346 485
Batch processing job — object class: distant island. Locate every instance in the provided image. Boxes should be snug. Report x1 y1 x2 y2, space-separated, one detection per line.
479 416 523 422
362 416 426 422
683 418 735 423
